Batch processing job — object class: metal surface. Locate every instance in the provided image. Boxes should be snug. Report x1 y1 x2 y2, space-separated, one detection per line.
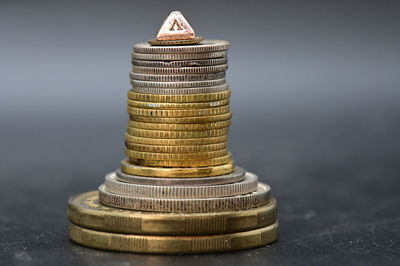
135 40 230 54
130 72 226 82
131 58 228 68
128 120 230 131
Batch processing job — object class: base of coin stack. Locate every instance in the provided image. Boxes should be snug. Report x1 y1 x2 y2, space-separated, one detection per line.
67 11 278 254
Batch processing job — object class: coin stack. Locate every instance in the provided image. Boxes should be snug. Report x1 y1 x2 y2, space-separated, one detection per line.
67 11 278 254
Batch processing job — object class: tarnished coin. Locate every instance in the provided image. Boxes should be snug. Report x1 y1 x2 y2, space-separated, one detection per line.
105 171 257 199
126 128 228 139
130 72 225 82
125 148 228 161
127 99 229 109
68 190 277 235
132 58 228 68
125 134 227 145
131 50 227 61
125 142 227 153
99 181 270 213
128 153 232 167
132 65 228 74
120 159 234 178
69 222 278 253
129 112 232 124
131 85 229 94
128 89 230 102
134 40 230 54
131 78 225 88
127 106 230 117
116 167 244 185
128 120 230 131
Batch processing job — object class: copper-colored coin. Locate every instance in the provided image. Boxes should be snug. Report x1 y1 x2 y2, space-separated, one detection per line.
127 106 230 117
125 142 226 153
126 127 228 139
125 148 228 161
130 113 232 124
125 134 227 145
128 120 230 131
128 88 230 101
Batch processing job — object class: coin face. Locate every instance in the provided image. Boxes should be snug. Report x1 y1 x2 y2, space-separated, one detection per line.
134 40 230 54
132 58 228 68
69 222 278 253
116 167 245 185
99 181 270 212
105 171 257 198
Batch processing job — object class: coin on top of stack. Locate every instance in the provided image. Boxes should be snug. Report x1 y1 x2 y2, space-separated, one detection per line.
68 10 278 254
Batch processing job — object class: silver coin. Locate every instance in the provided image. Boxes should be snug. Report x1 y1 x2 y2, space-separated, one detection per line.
132 58 228 68
132 65 228 75
130 72 225 82
133 40 230 54
131 78 226 88
105 171 257 199
131 51 227 61
115 167 245 186
130 85 229 95
98 181 270 213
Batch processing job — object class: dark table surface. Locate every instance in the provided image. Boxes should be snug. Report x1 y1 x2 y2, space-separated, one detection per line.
1 110 399 266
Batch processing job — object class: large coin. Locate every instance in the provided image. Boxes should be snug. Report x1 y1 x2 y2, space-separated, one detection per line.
69 222 278 253
127 106 230 117
128 88 230 100
116 167 244 185
131 78 225 88
129 113 232 124
125 142 227 153
132 65 228 74
128 120 230 131
131 51 227 61
130 72 225 82
126 128 228 139
105 171 257 199
125 134 228 145
68 190 277 235
133 40 230 54
132 58 228 68
127 99 229 109
125 148 228 161
98 181 270 212
120 159 234 178
131 85 228 94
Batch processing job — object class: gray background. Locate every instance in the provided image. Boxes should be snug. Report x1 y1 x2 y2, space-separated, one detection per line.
1 0 399 265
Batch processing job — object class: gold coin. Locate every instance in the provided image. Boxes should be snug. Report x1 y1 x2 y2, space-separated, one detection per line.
125 134 227 145
130 112 232 124
120 159 234 177
125 148 228 160
126 127 228 139
132 65 228 75
68 191 277 235
127 106 230 117
129 120 230 131
127 99 229 109
69 222 278 254
125 142 226 153
127 89 230 102
128 152 232 167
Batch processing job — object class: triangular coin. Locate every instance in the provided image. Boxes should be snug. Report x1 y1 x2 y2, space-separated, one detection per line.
156 11 195 41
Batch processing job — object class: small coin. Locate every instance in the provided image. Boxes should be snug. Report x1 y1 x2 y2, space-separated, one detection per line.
120 159 234 178
147 36 204 46
128 89 230 102
125 148 228 161
134 40 230 54
105 171 257 199
129 120 230 131
126 128 228 139
116 167 244 185
125 134 227 145
125 142 227 153
127 106 230 117
69 222 278 253
99 181 270 212
130 72 226 82
132 58 228 68
130 113 231 124
131 50 227 61
132 65 228 75
128 152 232 167
68 189 277 235
131 78 226 88
127 99 229 109
131 85 229 95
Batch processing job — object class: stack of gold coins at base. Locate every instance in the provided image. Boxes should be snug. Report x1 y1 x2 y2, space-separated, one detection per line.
67 11 279 254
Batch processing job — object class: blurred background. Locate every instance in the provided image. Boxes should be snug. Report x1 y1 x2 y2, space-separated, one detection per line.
0 0 399 265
